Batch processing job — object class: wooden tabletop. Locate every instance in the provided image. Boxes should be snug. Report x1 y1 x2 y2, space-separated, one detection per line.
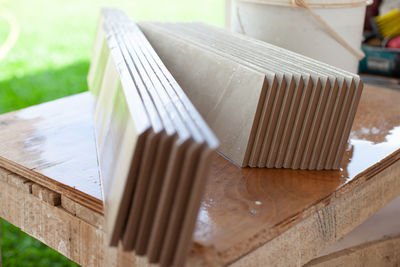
0 93 103 212
0 84 399 266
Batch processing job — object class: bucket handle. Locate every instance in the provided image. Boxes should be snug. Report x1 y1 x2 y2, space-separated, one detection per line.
0 10 19 62
294 0 365 60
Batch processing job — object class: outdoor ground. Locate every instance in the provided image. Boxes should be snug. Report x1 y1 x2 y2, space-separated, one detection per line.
0 0 223 265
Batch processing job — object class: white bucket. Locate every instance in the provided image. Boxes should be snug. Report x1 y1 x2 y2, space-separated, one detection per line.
229 0 372 73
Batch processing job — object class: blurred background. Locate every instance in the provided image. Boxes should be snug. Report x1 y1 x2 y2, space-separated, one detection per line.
0 0 224 114
0 1 223 266
1 0 400 265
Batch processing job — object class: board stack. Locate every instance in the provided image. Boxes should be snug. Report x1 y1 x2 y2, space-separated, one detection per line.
87 9 219 267
139 22 364 170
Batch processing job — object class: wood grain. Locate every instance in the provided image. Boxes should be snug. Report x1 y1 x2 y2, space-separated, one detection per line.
0 173 108 266
0 171 152 267
0 93 103 213
192 84 400 264
306 193 400 266
7 172 32 193
0 84 399 265
61 195 104 230
318 196 400 258
1 154 400 267
31 183 61 206
305 235 400 267
229 159 400 266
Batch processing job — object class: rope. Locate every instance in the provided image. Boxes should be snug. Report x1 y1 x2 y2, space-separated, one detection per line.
236 6 246 35
0 10 20 62
294 0 365 60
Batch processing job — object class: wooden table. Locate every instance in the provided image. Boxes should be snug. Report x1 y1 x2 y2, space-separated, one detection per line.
306 196 400 266
0 83 400 266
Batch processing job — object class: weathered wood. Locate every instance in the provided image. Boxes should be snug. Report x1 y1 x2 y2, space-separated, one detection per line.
306 195 400 266
32 184 61 206
0 93 103 213
229 159 400 266
190 84 400 265
4 163 399 267
0 217 2 267
0 178 107 266
0 168 10 183
61 195 104 230
305 235 400 267
317 196 400 258
7 173 32 193
0 176 158 266
0 84 399 266
0 153 400 266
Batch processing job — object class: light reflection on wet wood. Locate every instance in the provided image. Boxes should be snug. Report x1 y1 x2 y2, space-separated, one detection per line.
193 85 400 264
0 93 102 212
0 85 399 265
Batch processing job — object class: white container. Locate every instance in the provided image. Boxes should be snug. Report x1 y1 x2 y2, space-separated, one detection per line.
229 0 372 73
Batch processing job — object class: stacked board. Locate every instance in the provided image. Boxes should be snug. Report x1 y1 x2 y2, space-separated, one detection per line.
139 22 364 170
87 9 219 267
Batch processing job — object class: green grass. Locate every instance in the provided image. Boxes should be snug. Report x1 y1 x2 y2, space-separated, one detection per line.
1 220 78 267
0 0 223 265
0 61 89 113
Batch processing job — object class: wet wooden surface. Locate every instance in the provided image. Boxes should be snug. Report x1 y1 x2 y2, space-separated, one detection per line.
0 84 399 265
195 84 400 264
0 93 103 212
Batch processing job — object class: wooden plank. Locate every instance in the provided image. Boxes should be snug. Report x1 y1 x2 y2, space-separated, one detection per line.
305 193 400 265
305 235 400 267
0 84 399 266
191 84 400 265
0 177 158 267
0 93 103 213
61 195 104 229
0 178 111 266
31 183 61 206
317 196 400 258
7 172 32 193
0 221 2 267
229 160 400 266
0 167 9 183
